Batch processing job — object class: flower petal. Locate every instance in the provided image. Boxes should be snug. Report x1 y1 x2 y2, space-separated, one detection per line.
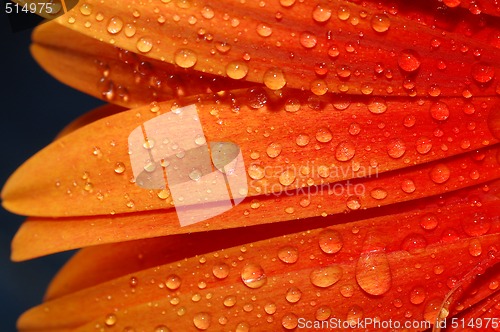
32 21 250 108
17 183 500 331
54 0 500 96
10 146 499 261
3 90 499 218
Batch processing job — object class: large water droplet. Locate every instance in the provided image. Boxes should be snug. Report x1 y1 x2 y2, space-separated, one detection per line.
281 313 298 330
278 246 299 264
226 61 249 80
174 49 197 68
318 229 343 254
279 169 296 186
193 312 211 330
429 164 450 184
241 263 267 288
136 37 153 53
356 246 391 295
166 274 182 290
416 137 432 154
401 179 416 193
430 102 450 121
310 266 343 288
263 68 286 90
371 14 391 33
267 142 282 158
107 17 123 34
386 139 406 158
316 127 332 143
248 164 265 180
212 263 230 279
368 98 387 114
312 5 332 23
409 286 427 304
398 50 421 72
285 287 302 303
471 62 495 83
335 141 356 161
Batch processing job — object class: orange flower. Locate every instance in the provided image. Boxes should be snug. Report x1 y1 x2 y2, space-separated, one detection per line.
2 0 500 330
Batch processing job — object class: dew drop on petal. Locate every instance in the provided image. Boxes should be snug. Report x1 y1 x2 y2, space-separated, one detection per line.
226 61 249 80
430 102 450 121
241 263 267 289
263 68 286 90
468 238 482 256
174 49 197 68
316 127 332 143
356 251 391 295
461 212 490 236
114 162 125 174
266 142 282 158
416 137 432 154
346 305 364 324
279 169 296 186
300 31 318 48
315 306 331 321
346 196 361 210
429 164 451 184
212 263 230 279
278 246 299 264
312 5 332 23
398 50 421 72
223 295 236 307
423 298 443 323
166 274 182 290
265 302 277 314
105 314 117 326
285 287 302 303
386 139 406 158
296 134 310 146
193 312 211 330
471 63 495 83
248 164 265 180
401 179 416 193
335 141 356 161
310 266 343 288
281 313 298 330
136 37 153 53
370 188 388 200
368 98 387 114
318 229 343 254
371 14 391 33
409 286 427 305
420 213 438 230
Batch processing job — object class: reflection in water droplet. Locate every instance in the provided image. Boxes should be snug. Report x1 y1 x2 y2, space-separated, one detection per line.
318 229 343 254
263 68 286 90
471 62 495 83
368 98 387 114
281 313 298 330
315 306 332 321
386 139 406 158
416 137 432 154
468 238 482 256
371 14 391 32
136 37 153 53
267 142 282 158
248 164 265 180
241 263 267 288
174 49 197 68
430 102 450 121
335 141 356 161
398 50 421 72
316 127 332 143
285 287 302 303
166 274 181 290
401 179 416 193
420 213 438 230
279 169 296 186
212 263 230 279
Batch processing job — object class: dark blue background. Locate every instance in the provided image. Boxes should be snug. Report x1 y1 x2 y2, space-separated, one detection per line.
0 13 102 331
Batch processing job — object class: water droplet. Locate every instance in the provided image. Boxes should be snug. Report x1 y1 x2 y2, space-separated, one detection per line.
409 286 426 304
346 196 361 210
386 139 406 158
285 287 302 303
401 179 416 193
423 298 444 323
174 49 197 68
356 251 391 295
256 23 273 37
398 50 421 72
370 188 388 200
461 212 490 236
136 37 153 53
335 141 356 161
468 238 482 256
416 137 432 154
315 306 331 321
212 263 230 279
420 213 438 230
300 31 317 48
107 17 123 34
401 234 427 253
368 98 387 114
166 274 181 290
105 313 117 326
154 325 171 332
281 313 298 330
316 127 332 143
79 4 92 15
471 63 495 83
371 14 391 33
337 6 350 20
264 302 277 314
193 312 211 330
310 79 328 95
189 168 202 181
346 305 363 324
226 61 249 80
430 102 450 121
241 263 267 288
429 164 450 184
279 169 296 186
318 229 343 254
223 295 236 307
278 246 299 264
114 162 125 174
124 23 136 37
312 5 332 23
285 98 301 112
340 284 354 298
310 266 343 288
296 134 310 146
235 322 250 332
266 142 282 158
248 164 265 180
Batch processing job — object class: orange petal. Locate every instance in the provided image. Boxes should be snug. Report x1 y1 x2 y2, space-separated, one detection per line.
3 90 499 218
54 0 500 96
18 183 500 330
11 146 499 261
32 21 250 108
